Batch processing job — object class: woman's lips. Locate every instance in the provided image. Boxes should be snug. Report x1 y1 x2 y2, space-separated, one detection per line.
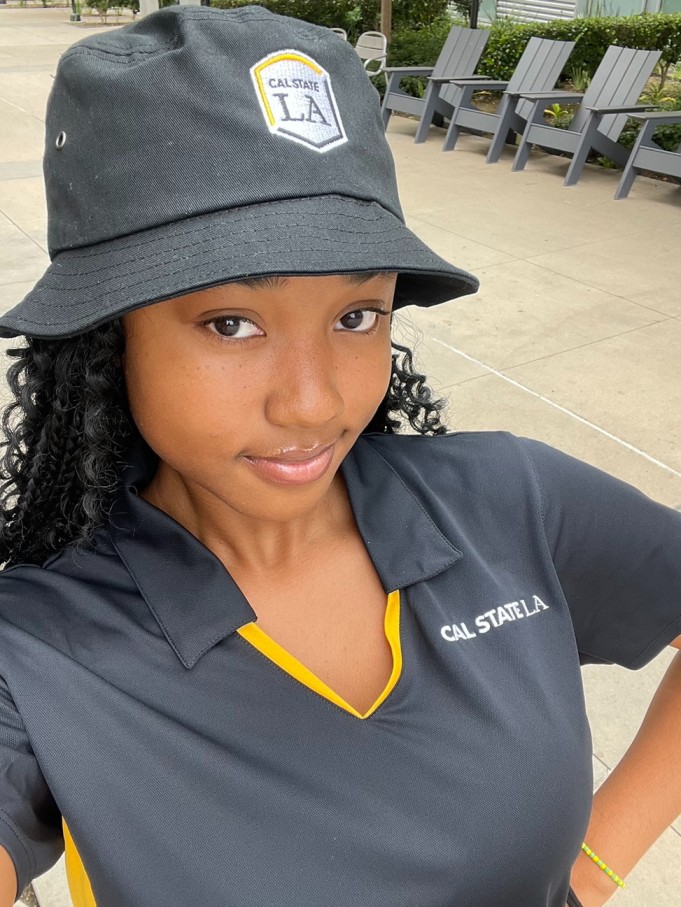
243 445 335 486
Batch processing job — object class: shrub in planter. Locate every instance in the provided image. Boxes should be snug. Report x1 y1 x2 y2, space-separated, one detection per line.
387 15 455 68
384 15 459 98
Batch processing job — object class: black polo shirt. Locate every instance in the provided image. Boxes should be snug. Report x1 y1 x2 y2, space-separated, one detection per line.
1 431 680 906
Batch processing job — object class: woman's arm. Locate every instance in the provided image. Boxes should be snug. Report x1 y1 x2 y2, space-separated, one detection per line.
0 844 17 907
570 637 681 906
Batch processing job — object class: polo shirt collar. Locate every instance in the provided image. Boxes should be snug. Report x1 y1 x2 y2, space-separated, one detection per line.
108 435 462 668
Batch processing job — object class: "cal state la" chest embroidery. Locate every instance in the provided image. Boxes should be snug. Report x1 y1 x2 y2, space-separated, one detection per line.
440 595 550 642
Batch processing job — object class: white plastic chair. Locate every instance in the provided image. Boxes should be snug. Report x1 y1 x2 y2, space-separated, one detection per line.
330 27 347 41
354 31 387 79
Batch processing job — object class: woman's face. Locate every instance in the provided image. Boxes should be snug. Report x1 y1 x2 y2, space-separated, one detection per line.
122 273 396 523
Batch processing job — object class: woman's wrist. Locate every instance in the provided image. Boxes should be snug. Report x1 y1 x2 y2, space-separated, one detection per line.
570 849 623 907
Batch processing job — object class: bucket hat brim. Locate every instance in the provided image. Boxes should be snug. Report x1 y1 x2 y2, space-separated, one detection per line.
0 195 478 340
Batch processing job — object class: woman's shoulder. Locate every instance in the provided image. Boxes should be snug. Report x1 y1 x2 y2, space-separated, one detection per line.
358 430 540 479
0 528 129 629
357 431 665 516
351 431 553 521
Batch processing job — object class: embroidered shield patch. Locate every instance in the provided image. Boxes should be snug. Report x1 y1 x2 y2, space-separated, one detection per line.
250 50 347 153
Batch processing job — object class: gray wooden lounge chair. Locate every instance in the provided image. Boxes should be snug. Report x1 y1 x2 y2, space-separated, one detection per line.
614 111 681 199
381 26 490 143
441 36 575 162
511 45 662 186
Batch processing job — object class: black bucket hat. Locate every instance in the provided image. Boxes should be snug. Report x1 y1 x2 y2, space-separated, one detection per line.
0 5 478 340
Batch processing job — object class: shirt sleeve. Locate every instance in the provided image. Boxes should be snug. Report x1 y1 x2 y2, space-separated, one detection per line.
519 437 681 669
0 676 63 893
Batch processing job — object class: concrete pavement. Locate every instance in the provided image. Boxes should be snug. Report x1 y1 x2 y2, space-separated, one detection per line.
1 5 680 905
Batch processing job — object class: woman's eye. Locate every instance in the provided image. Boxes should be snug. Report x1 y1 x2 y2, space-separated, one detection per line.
206 317 263 340
336 310 380 332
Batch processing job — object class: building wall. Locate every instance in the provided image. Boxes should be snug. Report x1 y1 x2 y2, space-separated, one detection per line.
490 0 680 18
496 0 576 20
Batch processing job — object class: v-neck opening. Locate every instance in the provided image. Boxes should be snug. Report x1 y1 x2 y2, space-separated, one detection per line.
237 590 402 719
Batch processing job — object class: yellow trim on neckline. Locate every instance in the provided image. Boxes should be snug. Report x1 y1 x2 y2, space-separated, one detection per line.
237 589 402 719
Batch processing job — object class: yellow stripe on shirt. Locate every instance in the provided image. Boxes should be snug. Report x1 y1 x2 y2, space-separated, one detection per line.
63 819 97 907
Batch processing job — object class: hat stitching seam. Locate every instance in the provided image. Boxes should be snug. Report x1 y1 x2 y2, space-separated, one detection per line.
180 12 324 38
59 38 180 65
40 233 421 292
154 9 329 40
168 10 315 25
49 200 398 262
44 232 419 283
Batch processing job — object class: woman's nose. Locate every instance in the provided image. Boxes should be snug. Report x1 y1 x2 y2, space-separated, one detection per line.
264 342 345 429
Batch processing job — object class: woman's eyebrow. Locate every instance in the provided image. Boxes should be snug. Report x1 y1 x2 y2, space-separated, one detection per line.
235 273 395 291
236 276 289 290
343 272 394 285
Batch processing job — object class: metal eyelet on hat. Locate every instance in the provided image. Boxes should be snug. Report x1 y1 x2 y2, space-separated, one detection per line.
55 131 67 149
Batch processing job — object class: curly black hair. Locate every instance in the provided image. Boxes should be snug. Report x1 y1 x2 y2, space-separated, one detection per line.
0 321 447 567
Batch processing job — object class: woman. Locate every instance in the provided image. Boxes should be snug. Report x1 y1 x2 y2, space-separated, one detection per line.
0 7 680 907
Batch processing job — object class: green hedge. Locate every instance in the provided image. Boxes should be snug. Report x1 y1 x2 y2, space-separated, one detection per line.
385 13 681 79
209 0 449 42
479 13 681 82
388 16 455 67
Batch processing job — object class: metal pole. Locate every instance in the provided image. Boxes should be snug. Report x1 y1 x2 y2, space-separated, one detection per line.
470 0 480 28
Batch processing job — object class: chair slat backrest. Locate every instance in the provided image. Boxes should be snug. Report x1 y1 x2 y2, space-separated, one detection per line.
570 46 662 140
506 37 575 121
431 26 489 80
355 31 387 63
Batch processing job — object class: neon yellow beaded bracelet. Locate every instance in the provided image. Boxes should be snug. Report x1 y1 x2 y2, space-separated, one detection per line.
581 842 626 889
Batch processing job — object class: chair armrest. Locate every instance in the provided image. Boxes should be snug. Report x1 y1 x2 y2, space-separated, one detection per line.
515 91 583 102
585 104 659 115
626 110 681 124
383 66 433 76
443 78 509 90
427 74 493 84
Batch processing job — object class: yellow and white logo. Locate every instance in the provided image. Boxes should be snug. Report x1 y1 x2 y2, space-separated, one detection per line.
250 50 347 153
